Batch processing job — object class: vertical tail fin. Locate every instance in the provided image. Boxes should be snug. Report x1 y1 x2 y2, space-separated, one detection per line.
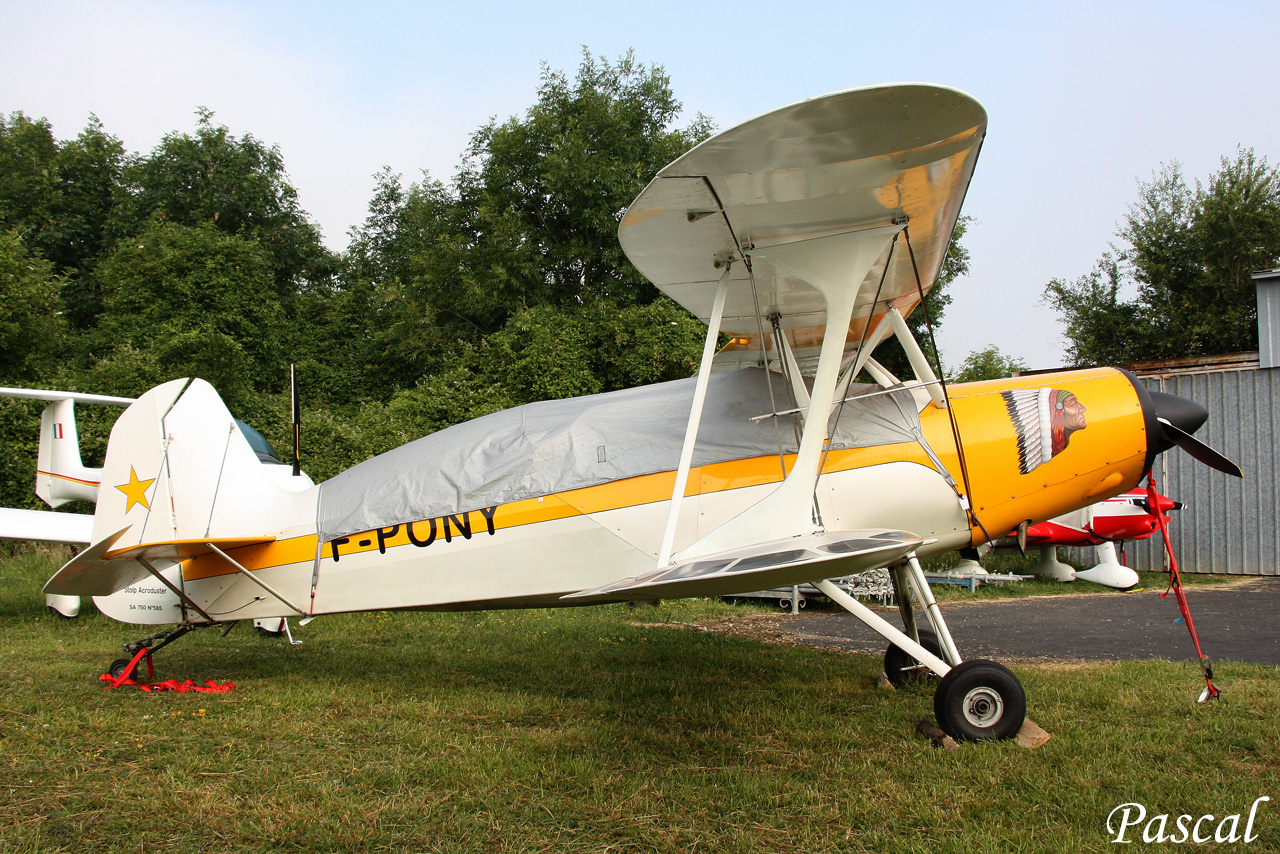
91 378 317 550
37 398 101 507
45 378 318 611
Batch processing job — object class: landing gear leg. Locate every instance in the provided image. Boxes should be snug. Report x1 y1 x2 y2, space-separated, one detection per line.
902 555 962 666
107 623 205 682
885 565 942 687
816 559 1028 742
889 565 918 643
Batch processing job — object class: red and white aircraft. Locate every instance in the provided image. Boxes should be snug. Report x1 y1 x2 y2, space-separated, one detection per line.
1017 488 1179 589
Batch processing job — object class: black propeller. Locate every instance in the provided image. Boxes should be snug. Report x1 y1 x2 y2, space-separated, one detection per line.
1155 416 1244 478
1139 387 1244 478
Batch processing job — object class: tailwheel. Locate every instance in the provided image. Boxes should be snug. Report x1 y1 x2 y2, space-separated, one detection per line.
884 628 943 688
107 623 198 682
933 659 1026 742
109 657 146 682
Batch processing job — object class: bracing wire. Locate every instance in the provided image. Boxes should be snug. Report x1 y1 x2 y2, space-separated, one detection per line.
744 256 791 478
901 226 994 545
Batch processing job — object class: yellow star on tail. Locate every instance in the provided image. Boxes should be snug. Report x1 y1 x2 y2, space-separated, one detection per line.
115 466 156 513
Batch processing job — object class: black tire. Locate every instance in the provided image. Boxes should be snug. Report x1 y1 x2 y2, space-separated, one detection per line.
933 659 1026 742
884 628 943 688
109 657 141 681
48 606 76 620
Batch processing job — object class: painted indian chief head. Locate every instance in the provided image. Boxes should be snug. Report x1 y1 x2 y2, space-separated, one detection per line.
1001 388 1087 475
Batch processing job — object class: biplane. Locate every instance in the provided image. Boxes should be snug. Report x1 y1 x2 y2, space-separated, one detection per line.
1 83 1242 741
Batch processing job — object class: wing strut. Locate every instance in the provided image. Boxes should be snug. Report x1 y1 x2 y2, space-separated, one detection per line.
137 557 216 623
655 265 732 568
205 543 309 617
886 308 947 409
770 312 810 446
813 577 951 677
672 225 903 563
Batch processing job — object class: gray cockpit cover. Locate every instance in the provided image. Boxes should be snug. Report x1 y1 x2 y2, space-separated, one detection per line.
317 368 925 542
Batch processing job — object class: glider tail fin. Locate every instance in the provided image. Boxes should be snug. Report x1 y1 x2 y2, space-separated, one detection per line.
36 399 101 508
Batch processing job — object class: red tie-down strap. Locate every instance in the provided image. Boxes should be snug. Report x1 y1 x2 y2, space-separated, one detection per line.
99 647 236 694
1146 473 1220 701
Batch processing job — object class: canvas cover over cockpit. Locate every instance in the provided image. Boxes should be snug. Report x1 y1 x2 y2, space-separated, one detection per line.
317 368 930 543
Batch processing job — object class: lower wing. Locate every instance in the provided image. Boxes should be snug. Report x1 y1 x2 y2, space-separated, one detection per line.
564 529 922 602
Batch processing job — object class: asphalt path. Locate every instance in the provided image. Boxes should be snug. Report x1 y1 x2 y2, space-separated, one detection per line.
775 578 1280 666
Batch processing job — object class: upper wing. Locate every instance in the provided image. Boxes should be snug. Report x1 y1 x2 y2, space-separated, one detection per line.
619 83 986 374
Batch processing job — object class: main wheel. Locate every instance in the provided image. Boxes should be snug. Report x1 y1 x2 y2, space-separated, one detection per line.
933 659 1026 742
884 628 943 688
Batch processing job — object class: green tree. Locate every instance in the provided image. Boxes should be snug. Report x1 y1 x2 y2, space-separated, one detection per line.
1045 150 1280 364
0 113 128 328
336 169 466 392
337 51 713 397
952 344 1028 383
46 117 127 328
0 230 64 383
1043 253 1146 366
0 112 60 243
90 221 288 409
580 296 705 390
110 110 336 304
0 228 67 511
454 50 713 321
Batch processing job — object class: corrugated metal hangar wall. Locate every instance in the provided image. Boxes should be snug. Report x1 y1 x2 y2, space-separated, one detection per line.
1123 362 1279 575
1113 269 1280 575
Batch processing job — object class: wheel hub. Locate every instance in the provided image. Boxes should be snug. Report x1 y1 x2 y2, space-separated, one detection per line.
962 686 1004 728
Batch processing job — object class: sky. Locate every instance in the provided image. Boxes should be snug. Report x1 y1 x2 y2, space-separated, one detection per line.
4 0 1279 370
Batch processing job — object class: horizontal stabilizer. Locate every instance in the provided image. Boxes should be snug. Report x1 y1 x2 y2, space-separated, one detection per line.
44 527 142 596
564 530 921 602
104 536 276 561
0 386 135 405
43 529 276 596
0 508 92 544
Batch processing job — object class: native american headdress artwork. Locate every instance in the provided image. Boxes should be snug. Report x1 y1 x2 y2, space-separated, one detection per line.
1001 388 1088 475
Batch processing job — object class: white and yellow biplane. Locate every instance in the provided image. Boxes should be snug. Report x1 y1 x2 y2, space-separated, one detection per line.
0 83 1241 741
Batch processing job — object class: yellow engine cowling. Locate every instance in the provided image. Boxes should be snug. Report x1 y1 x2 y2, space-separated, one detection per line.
932 368 1150 544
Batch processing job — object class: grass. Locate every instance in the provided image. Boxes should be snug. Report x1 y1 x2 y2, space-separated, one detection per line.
2 546 1278 853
